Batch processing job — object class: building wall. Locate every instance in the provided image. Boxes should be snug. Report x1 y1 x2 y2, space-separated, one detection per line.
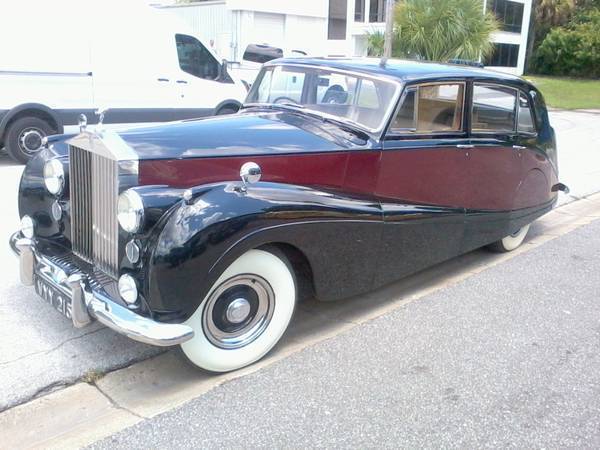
159 0 532 75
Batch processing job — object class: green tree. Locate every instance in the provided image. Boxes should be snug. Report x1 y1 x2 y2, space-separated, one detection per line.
367 0 498 61
533 7 600 77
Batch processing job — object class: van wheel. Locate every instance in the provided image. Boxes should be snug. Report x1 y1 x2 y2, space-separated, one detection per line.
488 224 531 252
180 249 296 372
216 105 239 115
6 117 54 163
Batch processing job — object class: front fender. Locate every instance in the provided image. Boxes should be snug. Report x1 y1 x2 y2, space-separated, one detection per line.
146 182 382 322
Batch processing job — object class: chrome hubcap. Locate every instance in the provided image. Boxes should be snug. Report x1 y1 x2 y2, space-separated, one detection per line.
226 298 251 324
202 274 275 349
19 128 44 153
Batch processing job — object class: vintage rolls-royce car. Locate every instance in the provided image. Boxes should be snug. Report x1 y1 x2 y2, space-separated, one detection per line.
10 58 568 372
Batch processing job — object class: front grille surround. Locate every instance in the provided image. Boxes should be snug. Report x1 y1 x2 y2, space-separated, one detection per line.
69 145 120 278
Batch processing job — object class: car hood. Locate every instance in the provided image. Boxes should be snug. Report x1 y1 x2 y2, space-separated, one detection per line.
116 110 367 160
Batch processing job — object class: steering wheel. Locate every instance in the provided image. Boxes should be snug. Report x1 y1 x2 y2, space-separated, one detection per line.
273 96 300 105
322 85 348 104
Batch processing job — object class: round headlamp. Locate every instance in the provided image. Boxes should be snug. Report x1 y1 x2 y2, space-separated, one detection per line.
20 215 35 238
118 274 138 305
43 159 65 195
117 190 144 233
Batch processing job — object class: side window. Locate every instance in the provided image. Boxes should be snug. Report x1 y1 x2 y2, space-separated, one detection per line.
391 83 464 133
472 84 517 132
517 92 536 133
175 34 219 80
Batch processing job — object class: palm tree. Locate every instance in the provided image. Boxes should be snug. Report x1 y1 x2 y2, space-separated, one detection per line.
395 0 498 61
367 0 498 62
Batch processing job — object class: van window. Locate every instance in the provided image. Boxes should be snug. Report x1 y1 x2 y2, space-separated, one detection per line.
517 92 536 133
472 84 517 132
391 83 464 133
175 34 219 80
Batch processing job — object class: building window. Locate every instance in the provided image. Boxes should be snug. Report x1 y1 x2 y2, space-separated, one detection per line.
484 43 519 67
328 0 348 40
369 0 386 22
355 0 365 21
487 0 524 33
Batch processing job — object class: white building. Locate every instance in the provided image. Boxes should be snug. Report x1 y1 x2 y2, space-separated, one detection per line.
159 0 532 75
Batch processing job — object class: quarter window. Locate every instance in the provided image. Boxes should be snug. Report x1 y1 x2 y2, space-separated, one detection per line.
391 83 465 133
175 34 219 80
472 84 517 132
517 92 536 133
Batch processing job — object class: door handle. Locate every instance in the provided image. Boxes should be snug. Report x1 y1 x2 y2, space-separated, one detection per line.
157 78 169 82
456 144 474 149
176 80 188 84
513 145 527 150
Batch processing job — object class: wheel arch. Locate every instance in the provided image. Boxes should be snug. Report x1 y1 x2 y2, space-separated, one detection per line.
0 103 63 139
213 99 242 115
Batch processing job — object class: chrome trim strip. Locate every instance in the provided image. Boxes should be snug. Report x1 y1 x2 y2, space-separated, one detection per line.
9 232 194 347
0 70 92 77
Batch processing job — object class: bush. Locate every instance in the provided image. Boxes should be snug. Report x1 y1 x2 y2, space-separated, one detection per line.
533 8 600 78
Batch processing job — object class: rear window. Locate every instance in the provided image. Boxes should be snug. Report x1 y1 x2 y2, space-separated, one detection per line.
472 84 517 132
517 92 536 133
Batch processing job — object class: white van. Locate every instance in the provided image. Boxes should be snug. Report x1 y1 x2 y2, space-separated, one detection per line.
0 0 247 162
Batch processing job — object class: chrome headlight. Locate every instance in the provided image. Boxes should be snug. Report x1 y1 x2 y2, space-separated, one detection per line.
117 190 144 233
20 215 35 238
43 159 65 195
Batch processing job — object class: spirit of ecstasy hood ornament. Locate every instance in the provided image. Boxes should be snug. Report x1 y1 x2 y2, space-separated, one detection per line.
96 107 110 131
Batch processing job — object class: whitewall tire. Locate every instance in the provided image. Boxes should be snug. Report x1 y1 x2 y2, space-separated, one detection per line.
488 224 531 252
181 249 296 372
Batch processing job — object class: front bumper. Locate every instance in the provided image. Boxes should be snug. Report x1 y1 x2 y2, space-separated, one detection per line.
9 232 194 347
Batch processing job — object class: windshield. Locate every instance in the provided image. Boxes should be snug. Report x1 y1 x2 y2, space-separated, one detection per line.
245 64 401 133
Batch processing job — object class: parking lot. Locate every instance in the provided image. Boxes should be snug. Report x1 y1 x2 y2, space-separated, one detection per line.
1 109 600 447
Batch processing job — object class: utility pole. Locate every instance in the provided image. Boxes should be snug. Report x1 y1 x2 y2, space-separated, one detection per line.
383 0 395 58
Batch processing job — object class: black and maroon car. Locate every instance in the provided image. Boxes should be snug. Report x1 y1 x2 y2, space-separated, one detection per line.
10 58 567 372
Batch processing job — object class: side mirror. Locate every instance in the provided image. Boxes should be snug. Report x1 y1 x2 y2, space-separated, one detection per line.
217 59 230 82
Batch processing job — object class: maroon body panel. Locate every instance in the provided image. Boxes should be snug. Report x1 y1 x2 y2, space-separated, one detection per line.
139 153 351 191
467 144 522 210
376 146 468 208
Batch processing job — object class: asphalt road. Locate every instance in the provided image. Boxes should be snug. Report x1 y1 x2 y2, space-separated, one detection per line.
91 216 600 449
1 109 599 413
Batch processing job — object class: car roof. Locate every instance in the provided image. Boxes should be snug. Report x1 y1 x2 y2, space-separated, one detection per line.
269 57 530 87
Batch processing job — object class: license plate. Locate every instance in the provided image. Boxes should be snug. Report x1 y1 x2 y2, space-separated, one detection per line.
34 275 72 320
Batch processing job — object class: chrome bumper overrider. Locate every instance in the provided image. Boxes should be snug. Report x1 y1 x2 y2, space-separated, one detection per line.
9 232 194 347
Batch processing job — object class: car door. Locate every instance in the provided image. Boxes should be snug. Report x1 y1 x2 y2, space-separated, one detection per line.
463 82 523 250
174 33 245 116
374 81 469 287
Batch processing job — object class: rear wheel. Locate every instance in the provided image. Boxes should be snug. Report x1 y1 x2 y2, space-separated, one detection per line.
5 116 54 163
180 249 296 372
488 224 531 252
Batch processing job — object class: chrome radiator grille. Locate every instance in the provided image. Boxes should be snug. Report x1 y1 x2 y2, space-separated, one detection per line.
69 145 119 278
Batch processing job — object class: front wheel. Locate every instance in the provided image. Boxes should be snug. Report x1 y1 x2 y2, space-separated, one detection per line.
488 224 531 252
181 249 296 372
